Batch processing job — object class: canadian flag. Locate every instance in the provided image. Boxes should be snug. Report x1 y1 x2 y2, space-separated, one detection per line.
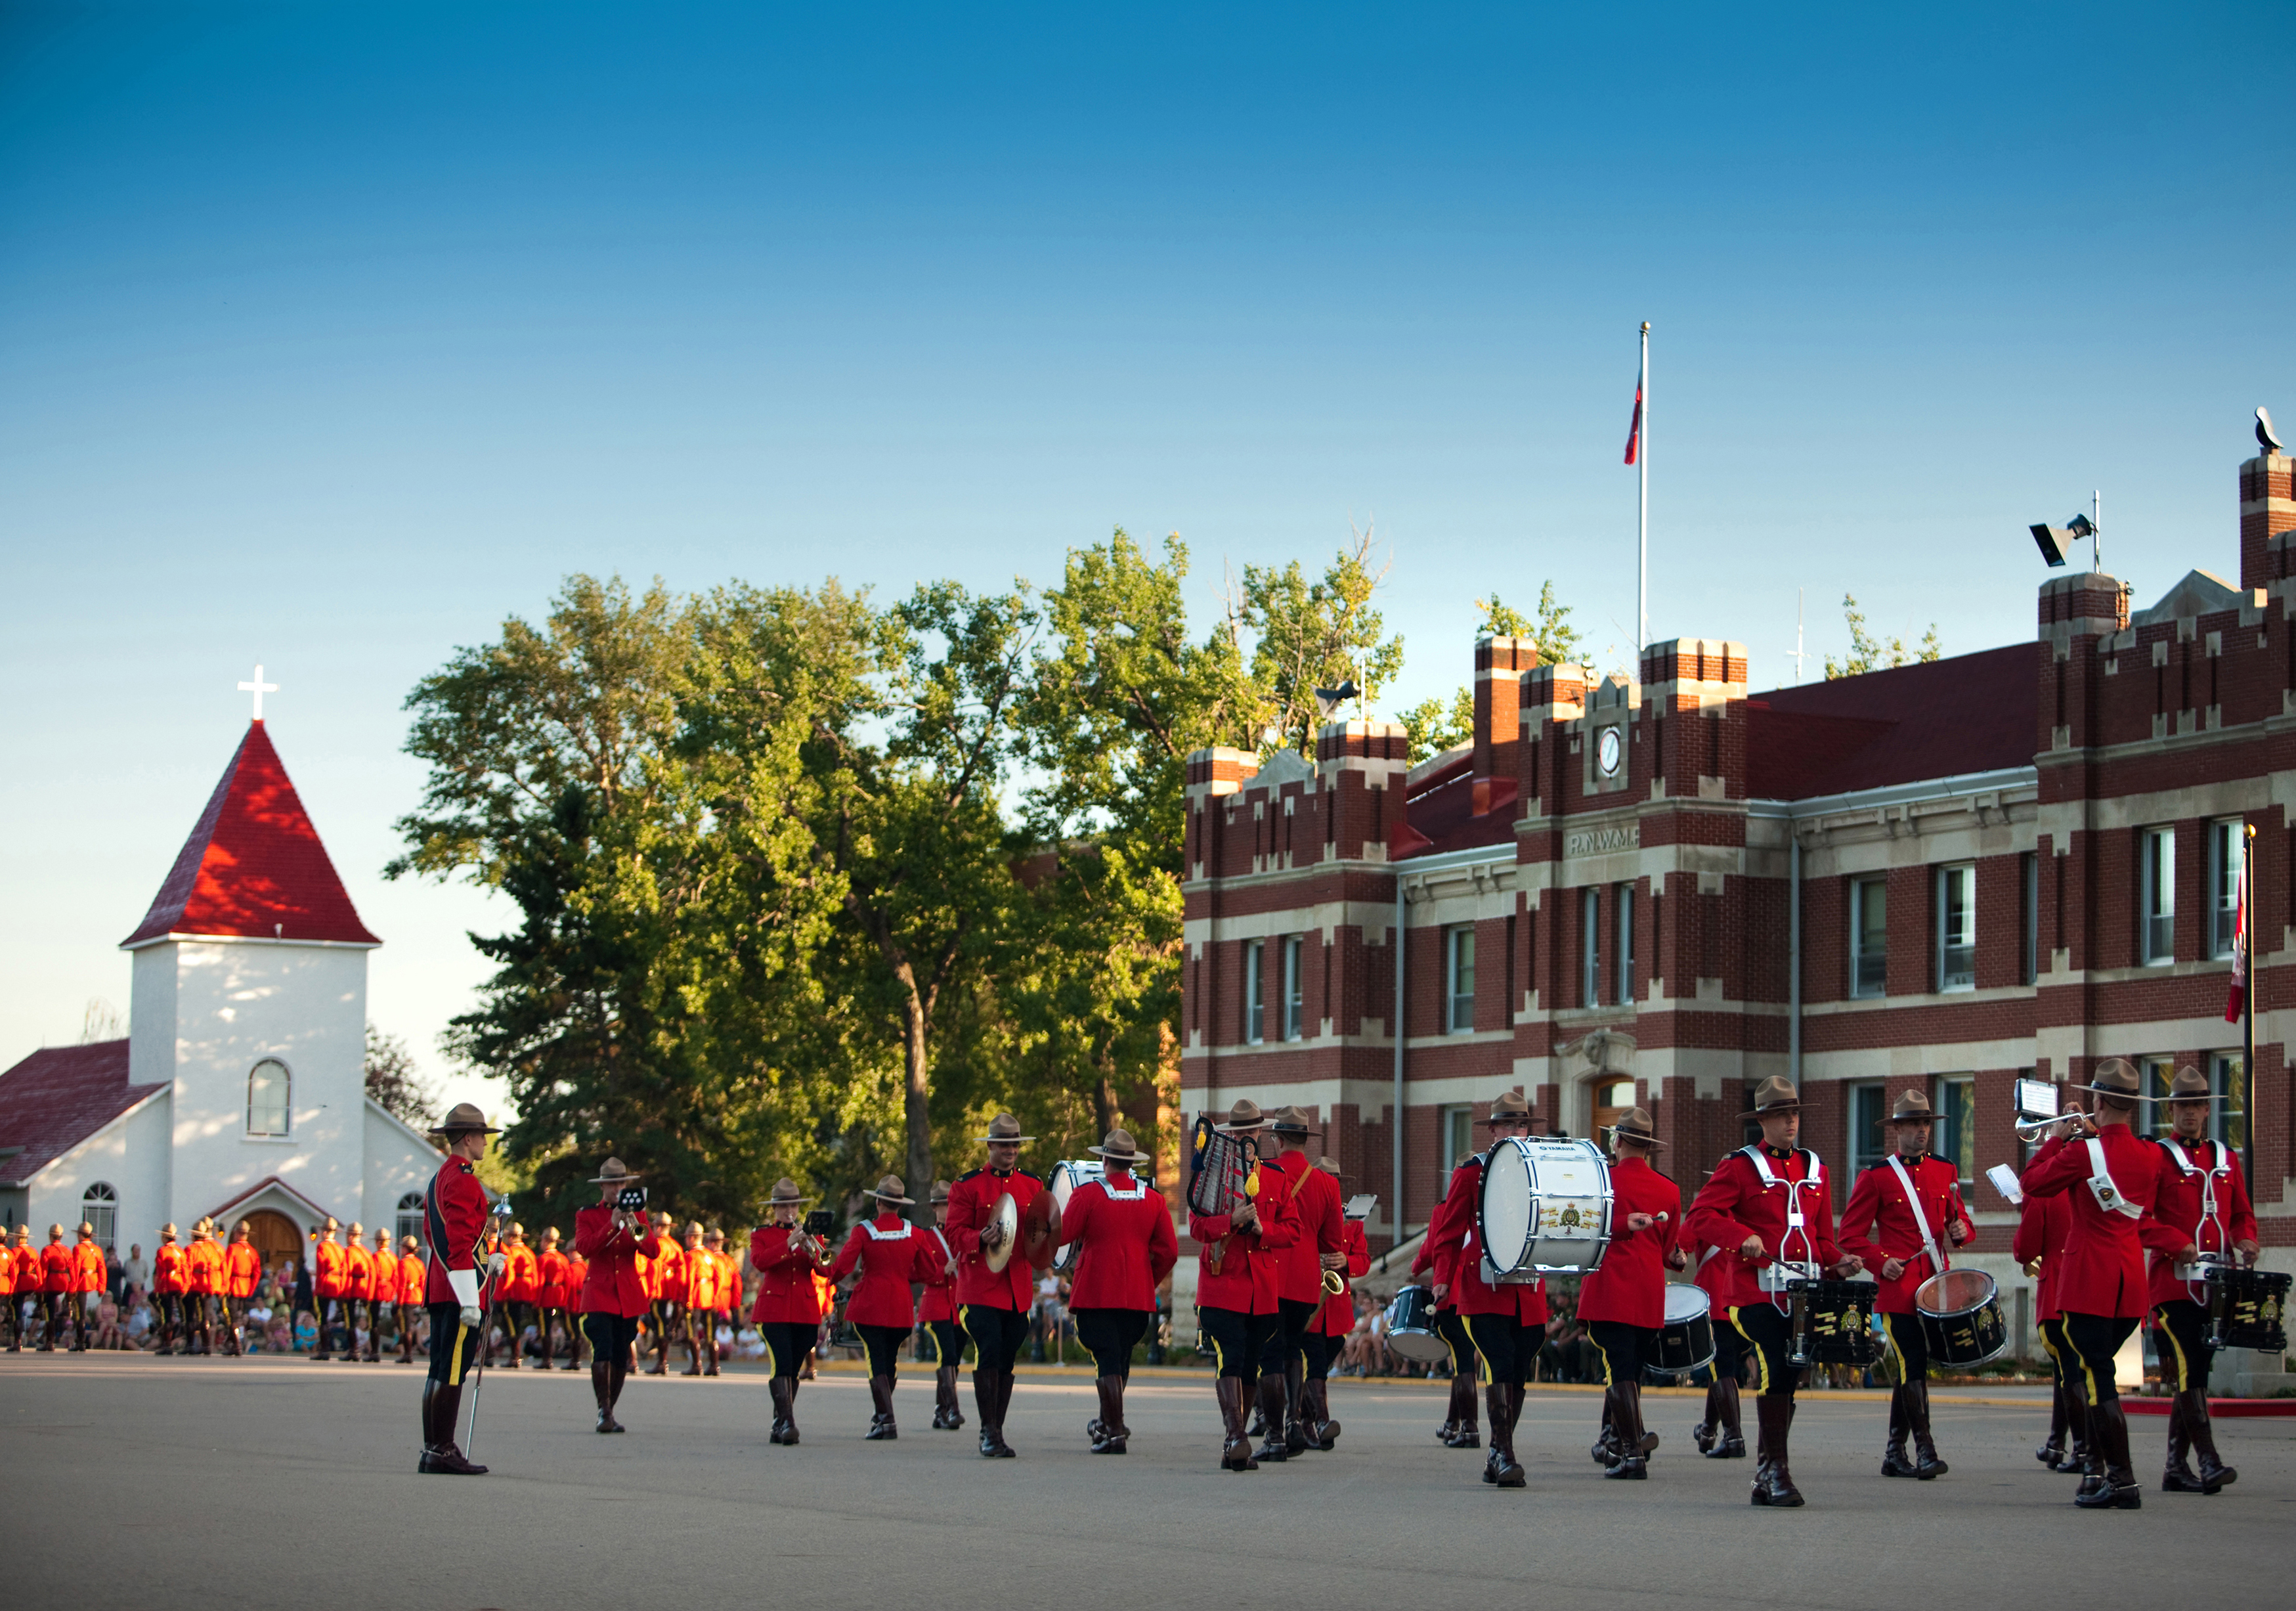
2224 850 2248 1023
1623 378 1643 466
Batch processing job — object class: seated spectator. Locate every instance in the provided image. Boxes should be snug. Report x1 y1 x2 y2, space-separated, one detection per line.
92 1297 127 1350
293 1309 318 1352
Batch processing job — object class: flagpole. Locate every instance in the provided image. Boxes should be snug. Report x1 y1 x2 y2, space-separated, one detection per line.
1637 321 1649 655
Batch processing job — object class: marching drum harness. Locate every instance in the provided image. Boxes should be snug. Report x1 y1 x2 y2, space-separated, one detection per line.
1739 1143 1828 1311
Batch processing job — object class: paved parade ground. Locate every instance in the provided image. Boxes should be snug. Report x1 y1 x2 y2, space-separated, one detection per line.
4 1356 2291 1609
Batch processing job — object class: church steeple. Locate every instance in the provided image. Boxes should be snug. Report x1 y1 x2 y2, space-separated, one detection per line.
120 720 380 950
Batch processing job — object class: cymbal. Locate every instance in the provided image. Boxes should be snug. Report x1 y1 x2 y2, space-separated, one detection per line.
984 1191 1019 1273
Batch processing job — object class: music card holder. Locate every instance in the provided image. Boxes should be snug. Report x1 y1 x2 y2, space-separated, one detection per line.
1343 1193 1377 1222
1986 1163 2024 1206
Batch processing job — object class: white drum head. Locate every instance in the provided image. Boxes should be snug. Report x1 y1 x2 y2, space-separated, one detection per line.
1049 1161 1098 1273
1479 1137 1537 1272
1662 1283 1710 1325
1915 1267 1995 1317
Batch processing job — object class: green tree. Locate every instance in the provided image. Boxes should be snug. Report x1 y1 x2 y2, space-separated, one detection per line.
362 1026 438 1129
1823 594 1943 678
1398 581 1584 762
1238 528 1406 757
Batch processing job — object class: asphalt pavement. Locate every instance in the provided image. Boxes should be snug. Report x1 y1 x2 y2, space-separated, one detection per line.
3 1354 2289 1609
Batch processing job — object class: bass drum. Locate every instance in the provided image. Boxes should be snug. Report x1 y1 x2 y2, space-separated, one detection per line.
1651 1283 1717 1376
1046 1160 1103 1275
1384 1285 1450 1365
1477 1136 1613 1279
1914 1268 2008 1369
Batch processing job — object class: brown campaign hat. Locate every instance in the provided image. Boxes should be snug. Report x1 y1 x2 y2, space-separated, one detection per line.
1216 1099 1270 1133
2165 1065 2229 1102
930 1180 952 1205
1876 1089 1939 1128
704 1225 725 1241
2081 1058 2145 1102
1315 1155 1347 1177
540 1225 560 1241
1088 1126 1152 1163
160 1222 178 1239
402 1234 420 1250
1478 1089 1532 1126
974 1112 1037 1143
866 1174 915 1206
429 1101 501 1137
1738 1076 1802 1120
1606 1107 1666 1147
588 1157 643 1185
1268 1106 1318 1137
764 1177 814 1206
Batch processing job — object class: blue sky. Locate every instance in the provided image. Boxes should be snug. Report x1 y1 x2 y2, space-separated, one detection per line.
4 3 2291 1114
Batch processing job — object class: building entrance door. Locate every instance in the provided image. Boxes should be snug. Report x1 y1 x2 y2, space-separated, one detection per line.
242 1210 301 1277
1592 1078 1636 1144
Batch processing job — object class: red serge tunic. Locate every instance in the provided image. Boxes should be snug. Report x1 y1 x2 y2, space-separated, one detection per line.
311 1236 346 1300
2020 1127 2183 1319
222 1242 261 1299
1267 1151 1343 1308
748 1225 830 1325
1839 1153 1970 1315
945 1167 1047 1312
538 1248 569 1309
184 1239 223 1296
401 1250 427 1306
2012 1190 2073 1323
574 1207 665 1317
1574 1157 1681 1329
2148 1136 2259 1309
830 1214 940 1328
153 1243 187 1296
917 1225 958 1323
1189 1152 1299 1315
1314 1220 1372 1336
1056 1170 1179 1312
71 1240 108 1294
1685 1145 1844 1313
369 1248 399 1306
422 1155 491 1306
39 1241 72 1294
502 1243 540 1305
1427 1158 1548 1324
343 1243 374 1302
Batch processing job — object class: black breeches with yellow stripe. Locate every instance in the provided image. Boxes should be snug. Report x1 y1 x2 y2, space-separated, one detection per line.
2150 1298 2213 1394
2063 1312 2138 1407
426 1302 477 1386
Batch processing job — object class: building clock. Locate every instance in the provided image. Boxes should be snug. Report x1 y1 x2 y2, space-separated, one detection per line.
1596 726 1623 778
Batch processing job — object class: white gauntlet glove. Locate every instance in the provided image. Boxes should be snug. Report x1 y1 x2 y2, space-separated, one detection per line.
449 1266 483 1329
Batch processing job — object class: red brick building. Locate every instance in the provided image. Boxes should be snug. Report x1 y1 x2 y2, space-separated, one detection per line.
1178 439 2295 1366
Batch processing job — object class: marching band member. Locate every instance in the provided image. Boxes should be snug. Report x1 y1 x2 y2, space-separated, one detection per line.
397 1235 427 1366
1306 1157 1370 1451
70 1222 108 1352
575 1158 664 1436
701 1226 735 1377
2148 1065 2259 1494
1578 1109 1687 1480
9 1227 37 1352
495 1224 540 1369
1689 1232 1748 1460
650 1211 689 1376
830 1176 942 1440
536 1227 574 1370
678 1223 713 1375
418 1104 500 1474
2014 1175 2081 1473
0 1224 16 1352
1054 1127 1178 1455
343 1222 377 1363
366 1225 397 1362
1840 1090 1972 1480
561 1243 590 1368
748 1178 832 1445
1188 1099 1299 1472
309 1218 347 1360
1427 1089 1547 1490
2018 1060 2186 1510
150 1224 187 1356
1412 1239 1479 1449
945 1113 1047 1457
184 1219 225 1356
1686 1076 1863 1509
919 1181 966 1430
1257 1108 1343 1459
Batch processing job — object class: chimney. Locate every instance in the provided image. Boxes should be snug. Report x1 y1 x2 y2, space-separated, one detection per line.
2241 448 2295 592
1472 635 1535 816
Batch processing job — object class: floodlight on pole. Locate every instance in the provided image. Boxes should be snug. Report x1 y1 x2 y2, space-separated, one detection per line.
2029 509 2098 571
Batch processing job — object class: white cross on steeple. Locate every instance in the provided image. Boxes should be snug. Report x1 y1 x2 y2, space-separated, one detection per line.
238 665 279 722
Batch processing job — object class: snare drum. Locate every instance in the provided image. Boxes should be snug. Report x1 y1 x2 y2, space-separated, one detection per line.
1786 1277 1878 1365
2205 1265 2291 1353
1045 1160 1103 1275
1913 1268 2008 1369
1651 1283 1717 1376
1383 1286 1450 1365
1477 1136 1614 1279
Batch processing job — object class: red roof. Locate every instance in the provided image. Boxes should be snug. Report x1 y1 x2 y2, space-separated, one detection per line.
1398 753 1517 860
121 721 379 949
1744 643 2039 801
0 1040 166 1187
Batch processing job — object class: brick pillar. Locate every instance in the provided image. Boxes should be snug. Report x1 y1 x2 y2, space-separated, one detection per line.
2240 451 2295 592
1473 635 1535 816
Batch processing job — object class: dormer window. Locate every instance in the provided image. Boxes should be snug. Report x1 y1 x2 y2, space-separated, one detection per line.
247 1058 291 1137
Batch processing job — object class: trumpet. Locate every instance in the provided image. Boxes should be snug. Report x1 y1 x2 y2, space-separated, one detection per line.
2015 1107 2096 1143
1321 1266 1347 1296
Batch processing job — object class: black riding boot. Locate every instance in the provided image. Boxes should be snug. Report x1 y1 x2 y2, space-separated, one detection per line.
2073 1397 2140 1509
1284 1356 1310 1455
865 1374 898 1439
1881 1385 1916 1476
1486 1383 1525 1487
1091 1376 1127 1453
1905 1380 1947 1477
2181 1389 2236 1493
1750 1396 1802 1507
2039 1379 2069 1467
1254 1373 1290 1463
1710 1375 1746 1457
1444 1374 1481 1447
592 1361 619 1432
1216 1377 1256 1470
1605 1382 1650 1479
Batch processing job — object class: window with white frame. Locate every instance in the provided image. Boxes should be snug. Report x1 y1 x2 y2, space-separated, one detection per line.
395 1192 425 1252
1244 939 1265 1044
1614 883 1635 1004
1282 935 1305 1041
1852 877 1887 998
81 1182 118 1249
1440 1104 1475 1177
2208 818 2242 960
1936 863 1976 992
1581 887 1601 1007
246 1058 291 1137
2210 1052 2249 1153
2140 826 2175 964
1446 925 1477 1032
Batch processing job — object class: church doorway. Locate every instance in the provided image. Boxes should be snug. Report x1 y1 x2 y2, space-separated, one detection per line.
242 1210 301 1273
1592 1078 1636 1145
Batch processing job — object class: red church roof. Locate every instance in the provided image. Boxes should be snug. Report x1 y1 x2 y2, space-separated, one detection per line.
0 1040 166 1187
120 721 381 949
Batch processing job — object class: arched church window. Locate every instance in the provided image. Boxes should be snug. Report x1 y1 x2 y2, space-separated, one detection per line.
247 1059 291 1137
82 1182 118 1248
395 1192 425 1252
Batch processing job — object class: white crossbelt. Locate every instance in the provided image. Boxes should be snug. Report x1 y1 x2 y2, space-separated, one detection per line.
1886 1154 1947 1278
861 1221 914 1241
2083 1136 2143 1220
1740 1145 1827 1300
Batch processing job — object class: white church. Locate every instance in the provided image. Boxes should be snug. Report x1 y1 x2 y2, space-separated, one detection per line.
0 683 443 1271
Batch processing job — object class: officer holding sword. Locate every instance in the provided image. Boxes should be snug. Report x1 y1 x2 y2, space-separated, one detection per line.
418 1103 502 1476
